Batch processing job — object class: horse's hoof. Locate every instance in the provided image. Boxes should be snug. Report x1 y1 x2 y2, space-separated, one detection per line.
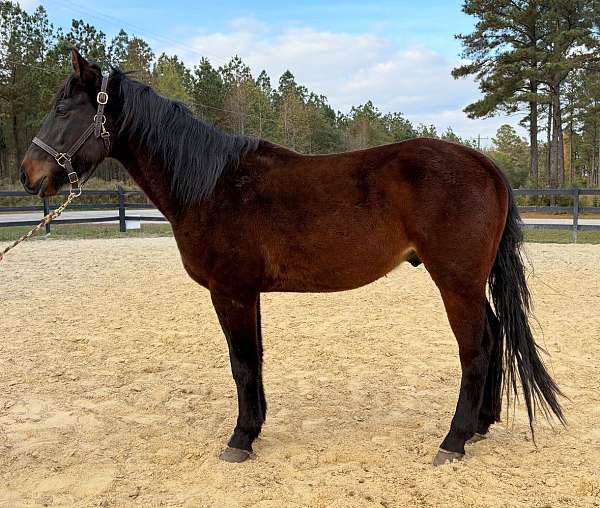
219 447 252 463
466 432 487 444
432 448 464 466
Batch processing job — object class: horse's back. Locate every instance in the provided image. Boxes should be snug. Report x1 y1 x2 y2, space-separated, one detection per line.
239 139 508 291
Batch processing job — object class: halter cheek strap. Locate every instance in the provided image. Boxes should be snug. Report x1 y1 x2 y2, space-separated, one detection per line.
31 73 111 196
94 74 110 140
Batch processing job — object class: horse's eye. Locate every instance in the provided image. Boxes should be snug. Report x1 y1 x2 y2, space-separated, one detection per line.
55 105 67 116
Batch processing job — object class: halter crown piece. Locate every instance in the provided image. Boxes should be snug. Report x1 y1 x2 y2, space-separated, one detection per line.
31 73 111 197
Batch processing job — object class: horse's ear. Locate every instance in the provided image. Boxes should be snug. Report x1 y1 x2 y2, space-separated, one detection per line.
70 48 87 77
70 48 98 83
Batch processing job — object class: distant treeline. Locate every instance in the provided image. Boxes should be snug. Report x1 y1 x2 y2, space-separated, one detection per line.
1 1 597 190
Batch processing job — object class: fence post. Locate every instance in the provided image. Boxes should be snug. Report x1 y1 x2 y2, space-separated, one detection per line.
43 198 51 234
118 186 127 233
572 188 579 244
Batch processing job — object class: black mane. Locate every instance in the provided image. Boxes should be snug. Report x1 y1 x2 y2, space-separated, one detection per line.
112 70 259 204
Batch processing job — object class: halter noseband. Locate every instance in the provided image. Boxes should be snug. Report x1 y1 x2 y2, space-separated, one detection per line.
31 74 111 196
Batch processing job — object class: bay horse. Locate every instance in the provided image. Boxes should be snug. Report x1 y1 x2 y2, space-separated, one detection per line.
20 49 564 466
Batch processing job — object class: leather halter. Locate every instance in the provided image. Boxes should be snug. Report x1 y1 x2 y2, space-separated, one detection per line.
31 74 111 195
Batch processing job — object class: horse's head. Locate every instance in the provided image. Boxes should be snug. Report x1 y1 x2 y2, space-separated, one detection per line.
20 49 114 197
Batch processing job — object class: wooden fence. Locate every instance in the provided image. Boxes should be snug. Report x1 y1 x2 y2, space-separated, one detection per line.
512 188 600 242
1 187 600 242
0 187 161 233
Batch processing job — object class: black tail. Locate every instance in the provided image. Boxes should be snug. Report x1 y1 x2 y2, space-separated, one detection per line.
488 183 566 432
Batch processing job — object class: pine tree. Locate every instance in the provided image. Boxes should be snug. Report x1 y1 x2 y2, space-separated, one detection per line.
344 102 389 149
255 70 276 138
108 29 129 68
306 93 341 153
191 58 225 126
220 56 256 135
453 0 550 184
122 37 154 83
153 53 192 103
0 3 61 172
384 112 417 142
274 71 310 151
537 0 598 187
64 19 109 67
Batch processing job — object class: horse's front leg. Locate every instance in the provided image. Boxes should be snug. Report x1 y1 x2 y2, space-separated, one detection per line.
210 287 265 463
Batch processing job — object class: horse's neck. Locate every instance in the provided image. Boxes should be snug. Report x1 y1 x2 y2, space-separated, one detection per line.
112 138 179 221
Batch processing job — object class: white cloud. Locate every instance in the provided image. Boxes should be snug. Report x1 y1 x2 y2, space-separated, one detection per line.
228 16 269 34
162 21 522 144
17 0 42 9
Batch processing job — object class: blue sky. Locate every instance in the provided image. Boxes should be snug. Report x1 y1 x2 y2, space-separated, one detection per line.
21 0 520 143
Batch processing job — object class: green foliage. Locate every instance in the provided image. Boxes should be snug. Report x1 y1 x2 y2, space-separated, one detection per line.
64 19 109 66
486 125 530 187
384 112 417 142
120 36 154 83
415 124 439 138
344 101 388 149
219 56 265 137
0 2 65 174
190 58 226 127
152 53 192 103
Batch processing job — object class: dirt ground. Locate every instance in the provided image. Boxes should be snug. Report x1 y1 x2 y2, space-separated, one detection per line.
1 238 599 507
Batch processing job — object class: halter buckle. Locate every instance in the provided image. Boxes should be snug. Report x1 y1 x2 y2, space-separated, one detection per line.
97 91 108 105
67 171 79 185
55 153 71 168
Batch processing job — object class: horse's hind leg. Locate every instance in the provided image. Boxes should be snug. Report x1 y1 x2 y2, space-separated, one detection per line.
256 296 267 421
469 301 502 442
210 287 266 463
432 286 492 466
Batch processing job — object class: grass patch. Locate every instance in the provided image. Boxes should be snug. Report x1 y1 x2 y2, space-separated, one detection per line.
0 223 173 242
523 228 600 244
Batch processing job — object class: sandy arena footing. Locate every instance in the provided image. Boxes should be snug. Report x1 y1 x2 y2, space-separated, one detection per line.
1 238 599 507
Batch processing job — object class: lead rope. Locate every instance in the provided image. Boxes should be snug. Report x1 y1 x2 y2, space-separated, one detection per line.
0 179 82 264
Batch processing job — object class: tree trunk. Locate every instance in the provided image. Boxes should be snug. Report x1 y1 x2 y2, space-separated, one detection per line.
529 82 539 185
569 120 574 184
558 124 564 187
546 102 552 187
592 124 597 187
597 142 600 188
0 149 5 180
549 83 563 188
529 104 539 185
11 112 22 181
0 124 5 179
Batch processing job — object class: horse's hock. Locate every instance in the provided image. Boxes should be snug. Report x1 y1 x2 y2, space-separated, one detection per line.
1 238 599 507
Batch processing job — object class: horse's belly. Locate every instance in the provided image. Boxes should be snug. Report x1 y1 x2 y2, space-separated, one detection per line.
261 237 412 292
